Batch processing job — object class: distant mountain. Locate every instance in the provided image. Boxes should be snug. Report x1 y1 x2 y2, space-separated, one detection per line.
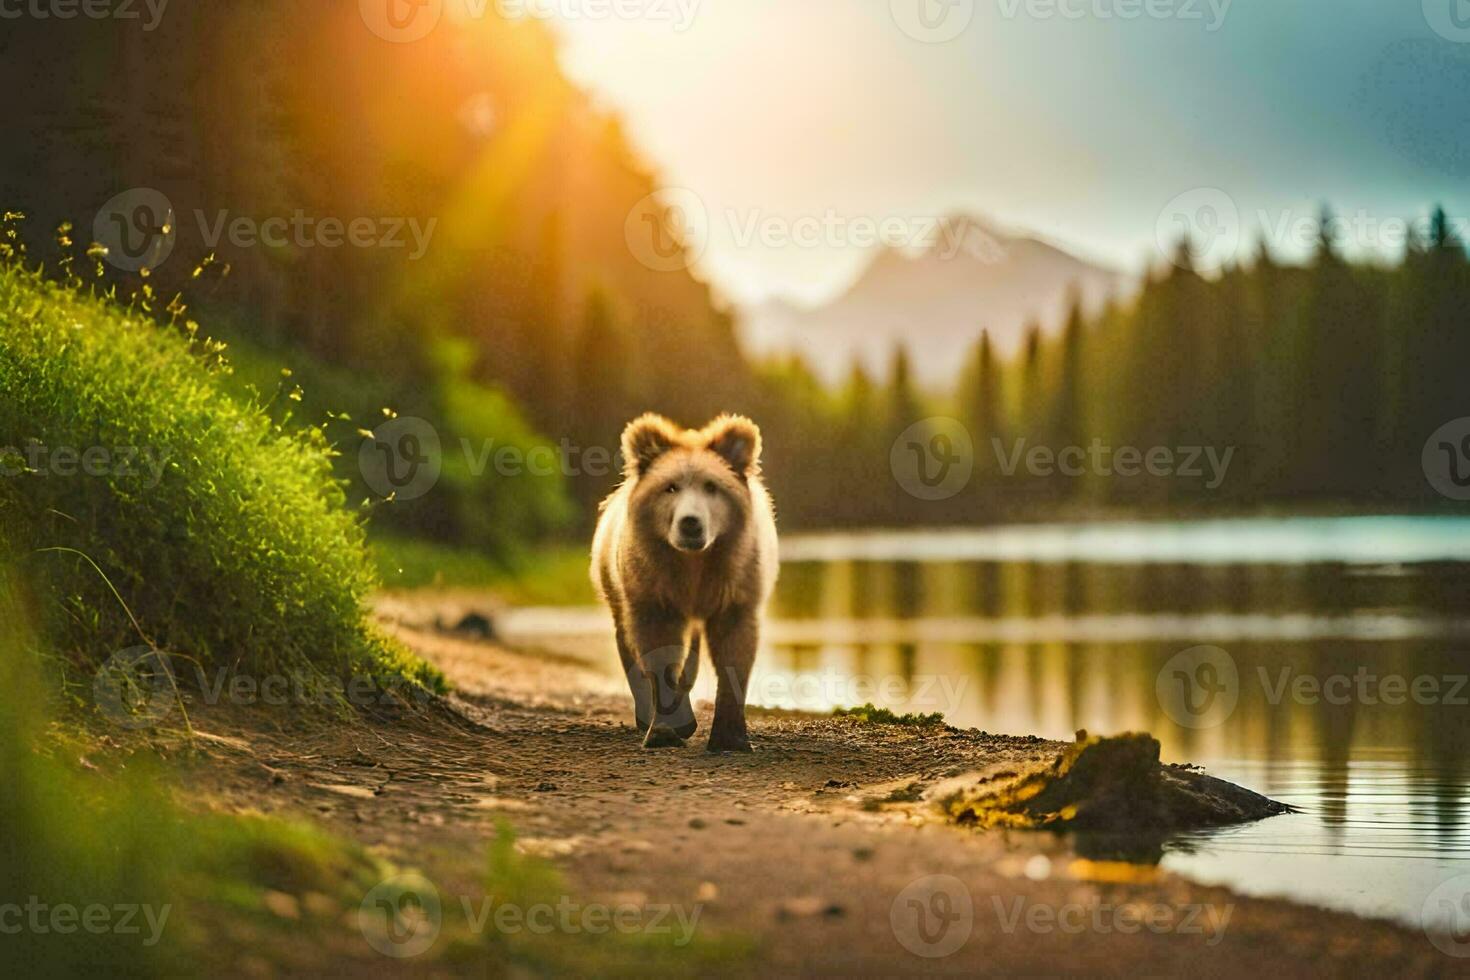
738 215 1129 386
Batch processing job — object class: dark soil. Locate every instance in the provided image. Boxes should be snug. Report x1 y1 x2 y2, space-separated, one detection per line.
141 615 1461 978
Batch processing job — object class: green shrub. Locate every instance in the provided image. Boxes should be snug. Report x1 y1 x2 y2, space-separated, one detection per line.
436 370 574 562
215 326 572 565
832 703 948 727
0 245 437 689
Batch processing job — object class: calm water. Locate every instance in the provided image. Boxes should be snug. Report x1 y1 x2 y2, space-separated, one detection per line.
502 516 1470 929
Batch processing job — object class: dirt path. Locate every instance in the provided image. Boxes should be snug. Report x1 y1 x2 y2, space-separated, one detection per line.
173 616 1456 978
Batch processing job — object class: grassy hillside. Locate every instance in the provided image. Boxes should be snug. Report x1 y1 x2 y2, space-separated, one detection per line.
0 240 438 692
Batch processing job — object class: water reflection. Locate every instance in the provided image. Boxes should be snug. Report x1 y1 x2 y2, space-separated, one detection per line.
495 518 1470 926
763 553 1470 774
753 520 1470 926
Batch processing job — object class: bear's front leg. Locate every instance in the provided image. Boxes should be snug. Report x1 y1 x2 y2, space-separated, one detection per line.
706 604 758 753
613 623 655 731
630 604 697 747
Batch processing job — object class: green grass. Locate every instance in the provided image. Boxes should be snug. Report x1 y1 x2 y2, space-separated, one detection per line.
0 231 439 693
0 566 386 977
832 703 948 727
372 535 597 605
5 556 741 975
1 574 170 977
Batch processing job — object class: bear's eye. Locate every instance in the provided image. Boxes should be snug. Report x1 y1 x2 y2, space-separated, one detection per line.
703 481 718 495
665 483 679 494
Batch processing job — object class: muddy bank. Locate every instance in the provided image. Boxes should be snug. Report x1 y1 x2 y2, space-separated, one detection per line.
945 731 1293 832
130 614 1457 977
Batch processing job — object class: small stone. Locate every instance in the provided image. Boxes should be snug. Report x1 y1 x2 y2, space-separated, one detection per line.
688 817 708 829
452 611 495 638
534 782 558 792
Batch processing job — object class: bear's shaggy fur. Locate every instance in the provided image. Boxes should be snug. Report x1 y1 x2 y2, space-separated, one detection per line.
591 413 778 752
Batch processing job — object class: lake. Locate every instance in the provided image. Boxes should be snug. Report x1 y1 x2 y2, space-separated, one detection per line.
499 516 1470 930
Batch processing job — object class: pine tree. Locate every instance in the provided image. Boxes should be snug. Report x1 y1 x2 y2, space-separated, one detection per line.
885 345 921 436
1050 298 1085 457
961 330 1002 479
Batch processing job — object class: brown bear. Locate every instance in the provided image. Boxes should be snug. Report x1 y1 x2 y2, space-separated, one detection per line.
591 413 779 752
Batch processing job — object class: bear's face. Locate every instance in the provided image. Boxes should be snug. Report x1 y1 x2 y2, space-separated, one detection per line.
640 451 745 552
621 414 762 554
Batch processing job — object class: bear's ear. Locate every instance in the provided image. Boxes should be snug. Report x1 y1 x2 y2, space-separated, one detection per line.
621 413 681 478
704 414 762 477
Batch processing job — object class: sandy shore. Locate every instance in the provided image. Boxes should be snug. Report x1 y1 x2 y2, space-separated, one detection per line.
157 609 1461 978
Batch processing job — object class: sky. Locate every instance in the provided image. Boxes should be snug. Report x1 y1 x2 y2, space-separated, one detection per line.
536 0 1470 306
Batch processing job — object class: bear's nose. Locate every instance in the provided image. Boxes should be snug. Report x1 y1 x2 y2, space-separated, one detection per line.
678 516 703 538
